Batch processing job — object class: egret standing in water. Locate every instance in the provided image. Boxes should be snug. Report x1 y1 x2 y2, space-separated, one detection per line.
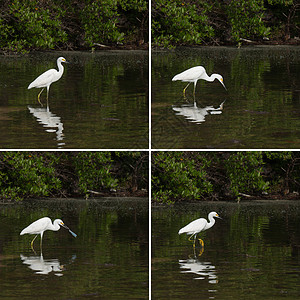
178 212 221 248
20 217 77 250
28 57 69 106
172 66 227 97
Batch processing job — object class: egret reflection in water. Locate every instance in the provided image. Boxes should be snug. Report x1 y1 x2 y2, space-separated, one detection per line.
28 106 65 146
172 100 225 124
179 258 218 283
20 253 64 276
179 248 218 283
20 253 77 276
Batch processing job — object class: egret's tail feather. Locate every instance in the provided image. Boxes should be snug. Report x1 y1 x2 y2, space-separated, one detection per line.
28 82 34 89
172 74 180 81
178 228 184 235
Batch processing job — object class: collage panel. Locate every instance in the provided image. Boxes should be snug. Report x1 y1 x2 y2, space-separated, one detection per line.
0 151 149 298
0 1 149 149
151 2 300 149
151 151 300 299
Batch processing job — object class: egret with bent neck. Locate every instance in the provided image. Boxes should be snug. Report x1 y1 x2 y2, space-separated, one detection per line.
172 66 227 97
20 217 77 250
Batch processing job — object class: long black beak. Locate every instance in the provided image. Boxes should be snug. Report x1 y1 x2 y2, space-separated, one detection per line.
60 222 70 230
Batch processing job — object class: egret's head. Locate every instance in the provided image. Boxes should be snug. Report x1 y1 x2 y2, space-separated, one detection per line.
210 212 222 219
56 219 70 230
215 74 227 91
58 57 69 64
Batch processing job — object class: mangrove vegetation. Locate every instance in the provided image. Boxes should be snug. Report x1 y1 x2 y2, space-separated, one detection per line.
152 151 300 204
0 151 148 202
0 0 148 53
152 0 300 48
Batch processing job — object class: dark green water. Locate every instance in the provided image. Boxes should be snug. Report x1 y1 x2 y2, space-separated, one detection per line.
0 198 148 299
152 201 300 299
0 51 148 149
152 46 300 149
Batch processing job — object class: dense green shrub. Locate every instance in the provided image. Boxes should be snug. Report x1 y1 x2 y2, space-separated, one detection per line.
0 152 148 202
224 152 269 198
0 0 67 53
152 152 213 204
72 152 117 194
0 0 148 53
152 0 299 47
81 0 124 46
152 152 300 204
0 152 61 201
226 0 270 42
152 0 214 48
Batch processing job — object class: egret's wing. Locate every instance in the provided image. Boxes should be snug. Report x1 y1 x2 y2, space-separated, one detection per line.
178 218 206 235
172 66 205 82
20 217 50 235
28 69 56 89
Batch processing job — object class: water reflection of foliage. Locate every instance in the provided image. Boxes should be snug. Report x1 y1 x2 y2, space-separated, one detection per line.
0 151 149 202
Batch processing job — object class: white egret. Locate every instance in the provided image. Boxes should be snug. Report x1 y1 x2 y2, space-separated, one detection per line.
28 57 69 106
172 66 227 97
178 212 221 248
20 217 77 249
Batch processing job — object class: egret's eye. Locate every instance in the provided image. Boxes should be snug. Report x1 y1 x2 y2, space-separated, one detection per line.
220 78 223 82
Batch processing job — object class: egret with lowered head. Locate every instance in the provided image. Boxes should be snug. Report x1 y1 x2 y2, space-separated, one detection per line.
20 217 77 250
172 66 226 97
178 211 221 248
28 57 69 106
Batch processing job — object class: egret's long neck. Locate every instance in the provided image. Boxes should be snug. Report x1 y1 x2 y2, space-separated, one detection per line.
52 220 61 231
57 61 64 75
205 73 219 82
206 215 216 229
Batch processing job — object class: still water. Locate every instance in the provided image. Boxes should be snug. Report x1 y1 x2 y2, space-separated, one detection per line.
152 201 300 299
152 46 300 149
0 198 148 299
0 51 148 149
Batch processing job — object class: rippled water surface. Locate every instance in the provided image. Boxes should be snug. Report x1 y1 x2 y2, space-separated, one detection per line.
152 201 300 299
0 51 148 149
0 198 148 299
152 46 300 149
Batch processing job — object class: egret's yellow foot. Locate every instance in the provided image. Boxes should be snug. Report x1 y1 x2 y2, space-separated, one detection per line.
198 247 204 257
198 238 204 247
